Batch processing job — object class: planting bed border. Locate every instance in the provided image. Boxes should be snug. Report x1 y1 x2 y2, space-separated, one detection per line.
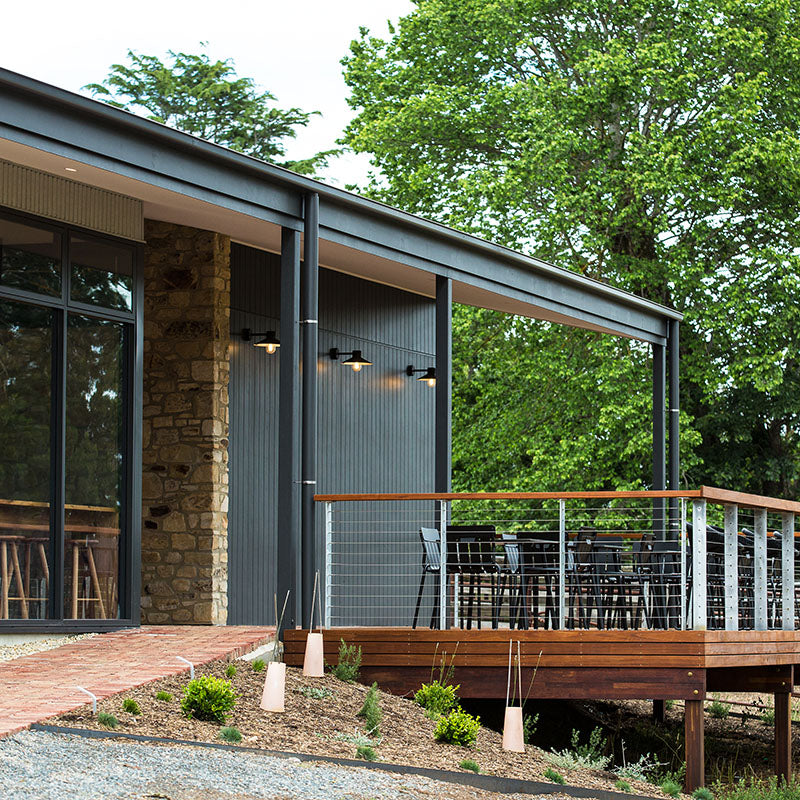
31 723 661 800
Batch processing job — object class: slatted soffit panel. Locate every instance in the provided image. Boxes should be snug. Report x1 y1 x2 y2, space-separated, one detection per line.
0 158 143 241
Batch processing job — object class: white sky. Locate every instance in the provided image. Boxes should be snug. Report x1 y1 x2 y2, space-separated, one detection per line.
1 0 415 187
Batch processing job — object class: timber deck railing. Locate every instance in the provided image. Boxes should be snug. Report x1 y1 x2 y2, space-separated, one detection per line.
315 487 800 633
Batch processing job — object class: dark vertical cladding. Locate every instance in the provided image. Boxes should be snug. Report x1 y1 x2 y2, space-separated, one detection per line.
228 244 435 625
228 244 280 625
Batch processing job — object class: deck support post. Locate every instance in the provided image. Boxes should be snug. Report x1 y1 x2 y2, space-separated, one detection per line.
724 504 739 631
435 276 452 494
782 513 795 631
276 226 301 628
301 191 320 629
754 508 768 631
652 342 666 539
775 688 792 784
652 699 665 723
667 319 680 541
684 698 705 793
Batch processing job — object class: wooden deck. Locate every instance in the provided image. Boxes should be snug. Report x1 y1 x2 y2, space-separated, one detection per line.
284 627 800 791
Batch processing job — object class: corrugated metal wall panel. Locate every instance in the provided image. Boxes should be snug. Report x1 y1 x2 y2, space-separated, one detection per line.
228 244 435 625
0 158 143 241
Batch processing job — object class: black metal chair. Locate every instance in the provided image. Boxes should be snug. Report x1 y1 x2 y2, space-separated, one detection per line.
446 525 499 629
412 527 443 629
567 528 604 629
517 531 561 629
497 533 526 628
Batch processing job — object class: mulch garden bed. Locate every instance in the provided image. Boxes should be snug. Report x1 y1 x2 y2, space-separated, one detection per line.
46 655 680 799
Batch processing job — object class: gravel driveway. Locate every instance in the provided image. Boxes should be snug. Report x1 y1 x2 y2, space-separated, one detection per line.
0 730 564 800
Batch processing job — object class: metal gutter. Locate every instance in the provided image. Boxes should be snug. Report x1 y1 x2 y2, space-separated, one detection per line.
0 67 682 336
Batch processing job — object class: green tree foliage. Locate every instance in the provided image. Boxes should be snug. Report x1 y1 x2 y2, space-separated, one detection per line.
342 0 800 496
86 48 335 175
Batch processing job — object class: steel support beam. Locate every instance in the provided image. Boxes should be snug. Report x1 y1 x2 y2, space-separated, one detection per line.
301 192 319 629
276 227 301 628
653 342 666 538
435 276 452 493
754 508 768 631
667 320 680 540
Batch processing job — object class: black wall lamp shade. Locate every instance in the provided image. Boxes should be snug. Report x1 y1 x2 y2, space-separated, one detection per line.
241 328 280 353
329 347 372 371
406 364 436 387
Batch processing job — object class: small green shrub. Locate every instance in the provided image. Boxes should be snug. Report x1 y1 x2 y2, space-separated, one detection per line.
181 674 236 723
615 752 663 782
548 726 610 771
225 663 237 678
356 744 377 761
713 775 800 799
219 726 242 743
661 779 682 798
460 758 480 773
298 685 333 700
97 712 118 729
544 767 566 784
251 658 266 672
707 694 731 719
434 708 481 747
330 639 362 682
414 681 459 717
692 788 714 800
357 683 382 736
155 691 172 702
615 779 632 793
523 712 539 743
761 704 775 725
122 698 141 715
665 699 675 710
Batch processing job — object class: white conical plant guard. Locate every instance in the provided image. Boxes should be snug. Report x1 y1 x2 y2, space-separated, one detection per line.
302 571 325 677
502 641 525 752
260 661 286 712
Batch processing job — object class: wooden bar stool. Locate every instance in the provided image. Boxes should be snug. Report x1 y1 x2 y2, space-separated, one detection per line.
0 535 49 620
70 537 107 619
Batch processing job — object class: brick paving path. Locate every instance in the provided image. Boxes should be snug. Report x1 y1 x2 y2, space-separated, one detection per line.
0 625 274 738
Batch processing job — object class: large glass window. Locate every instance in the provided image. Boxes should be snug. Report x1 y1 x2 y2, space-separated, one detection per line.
0 217 61 297
0 207 138 627
0 298 53 619
70 235 133 312
64 315 127 619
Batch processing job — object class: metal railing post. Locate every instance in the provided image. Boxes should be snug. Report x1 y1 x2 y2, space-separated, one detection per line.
558 499 566 630
782 512 795 631
691 500 707 630
723 504 739 631
438 500 448 631
754 508 768 631
324 501 333 628
680 498 687 630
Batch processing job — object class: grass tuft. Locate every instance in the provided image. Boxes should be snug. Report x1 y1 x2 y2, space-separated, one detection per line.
122 698 141 715
219 726 242 743
460 758 480 773
97 712 119 729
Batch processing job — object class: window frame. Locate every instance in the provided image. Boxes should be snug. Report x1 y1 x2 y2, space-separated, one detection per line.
0 204 142 631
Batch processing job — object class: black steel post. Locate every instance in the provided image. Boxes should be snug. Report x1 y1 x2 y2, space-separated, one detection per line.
653 341 666 539
276 226 301 628
301 192 319 629
668 320 680 540
435 276 452 493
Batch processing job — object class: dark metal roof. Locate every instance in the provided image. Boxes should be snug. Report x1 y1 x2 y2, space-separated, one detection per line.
0 67 680 343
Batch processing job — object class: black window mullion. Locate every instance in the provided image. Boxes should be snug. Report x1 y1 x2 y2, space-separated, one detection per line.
49 307 66 620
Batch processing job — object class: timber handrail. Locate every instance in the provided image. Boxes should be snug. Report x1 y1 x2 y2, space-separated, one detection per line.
314 486 800 514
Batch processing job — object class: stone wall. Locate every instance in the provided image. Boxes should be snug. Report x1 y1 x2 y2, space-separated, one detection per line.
140 220 231 625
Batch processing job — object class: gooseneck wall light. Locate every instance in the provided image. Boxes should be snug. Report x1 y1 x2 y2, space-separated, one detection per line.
241 328 280 354
329 347 372 372
406 365 436 387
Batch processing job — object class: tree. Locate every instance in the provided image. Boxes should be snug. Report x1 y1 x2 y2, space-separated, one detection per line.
342 0 800 496
86 48 335 175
